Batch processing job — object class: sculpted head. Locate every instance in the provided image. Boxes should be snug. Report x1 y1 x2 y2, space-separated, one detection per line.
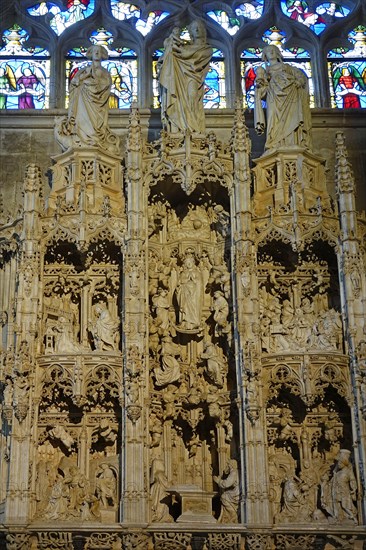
189 19 207 42
86 44 109 62
262 45 283 64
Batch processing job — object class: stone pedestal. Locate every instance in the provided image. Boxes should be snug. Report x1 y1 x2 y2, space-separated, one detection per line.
169 485 217 523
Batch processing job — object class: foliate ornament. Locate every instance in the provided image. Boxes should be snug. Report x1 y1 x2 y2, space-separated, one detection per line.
84 532 122 549
245 534 274 550
145 132 233 196
207 532 241 550
126 404 142 423
122 531 153 550
5 533 32 550
314 363 351 405
275 534 317 550
153 532 192 550
37 532 73 549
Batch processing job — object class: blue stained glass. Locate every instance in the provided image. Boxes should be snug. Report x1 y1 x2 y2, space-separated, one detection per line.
0 25 50 109
111 1 140 20
281 0 352 35
106 59 138 108
0 59 49 109
235 1 264 20
135 11 169 36
207 10 240 35
328 26 366 59
316 2 350 18
27 0 95 36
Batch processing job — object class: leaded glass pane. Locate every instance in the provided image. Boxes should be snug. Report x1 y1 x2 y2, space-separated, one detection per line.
280 0 352 35
0 25 50 109
27 0 95 36
328 62 366 108
235 1 264 20
111 1 140 20
204 50 226 108
135 11 169 36
206 10 240 35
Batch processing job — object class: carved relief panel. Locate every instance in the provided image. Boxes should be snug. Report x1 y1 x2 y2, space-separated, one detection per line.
257 240 343 356
147 184 239 524
31 238 123 523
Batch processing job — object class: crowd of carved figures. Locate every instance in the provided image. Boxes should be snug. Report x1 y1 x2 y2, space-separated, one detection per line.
146 195 239 523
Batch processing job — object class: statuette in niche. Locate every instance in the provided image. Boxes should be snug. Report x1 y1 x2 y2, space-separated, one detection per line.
212 290 231 339
201 340 226 387
213 460 240 523
54 316 84 354
95 463 117 508
48 425 74 451
176 253 205 331
91 303 119 351
323 449 358 524
150 458 173 523
154 335 181 387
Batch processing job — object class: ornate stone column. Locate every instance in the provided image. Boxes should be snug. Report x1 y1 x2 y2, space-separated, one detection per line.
122 105 149 523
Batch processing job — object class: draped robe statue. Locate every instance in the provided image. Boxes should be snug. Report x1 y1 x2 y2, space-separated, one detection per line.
56 45 119 154
158 20 212 134
254 45 312 151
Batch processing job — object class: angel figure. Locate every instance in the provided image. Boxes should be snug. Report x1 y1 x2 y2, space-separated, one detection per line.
0 64 16 109
16 63 46 109
333 65 366 109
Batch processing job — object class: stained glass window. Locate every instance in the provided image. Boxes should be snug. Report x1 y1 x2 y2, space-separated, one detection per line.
241 27 314 109
204 49 226 108
152 46 225 109
235 1 264 20
206 11 240 35
27 0 95 36
66 29 137 109
280 0 352 35
328 26 366 108
0 25 50 109
111 1 140 21
135 11 170 36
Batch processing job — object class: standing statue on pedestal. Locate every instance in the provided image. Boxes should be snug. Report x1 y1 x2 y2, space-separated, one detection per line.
213 460 240 523
158 20 212 134
55 45 120 154
176 253 204 330
254 45 312 151
91 303 119 351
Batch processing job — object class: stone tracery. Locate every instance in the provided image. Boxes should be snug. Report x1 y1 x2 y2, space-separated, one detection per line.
0 27 365 550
